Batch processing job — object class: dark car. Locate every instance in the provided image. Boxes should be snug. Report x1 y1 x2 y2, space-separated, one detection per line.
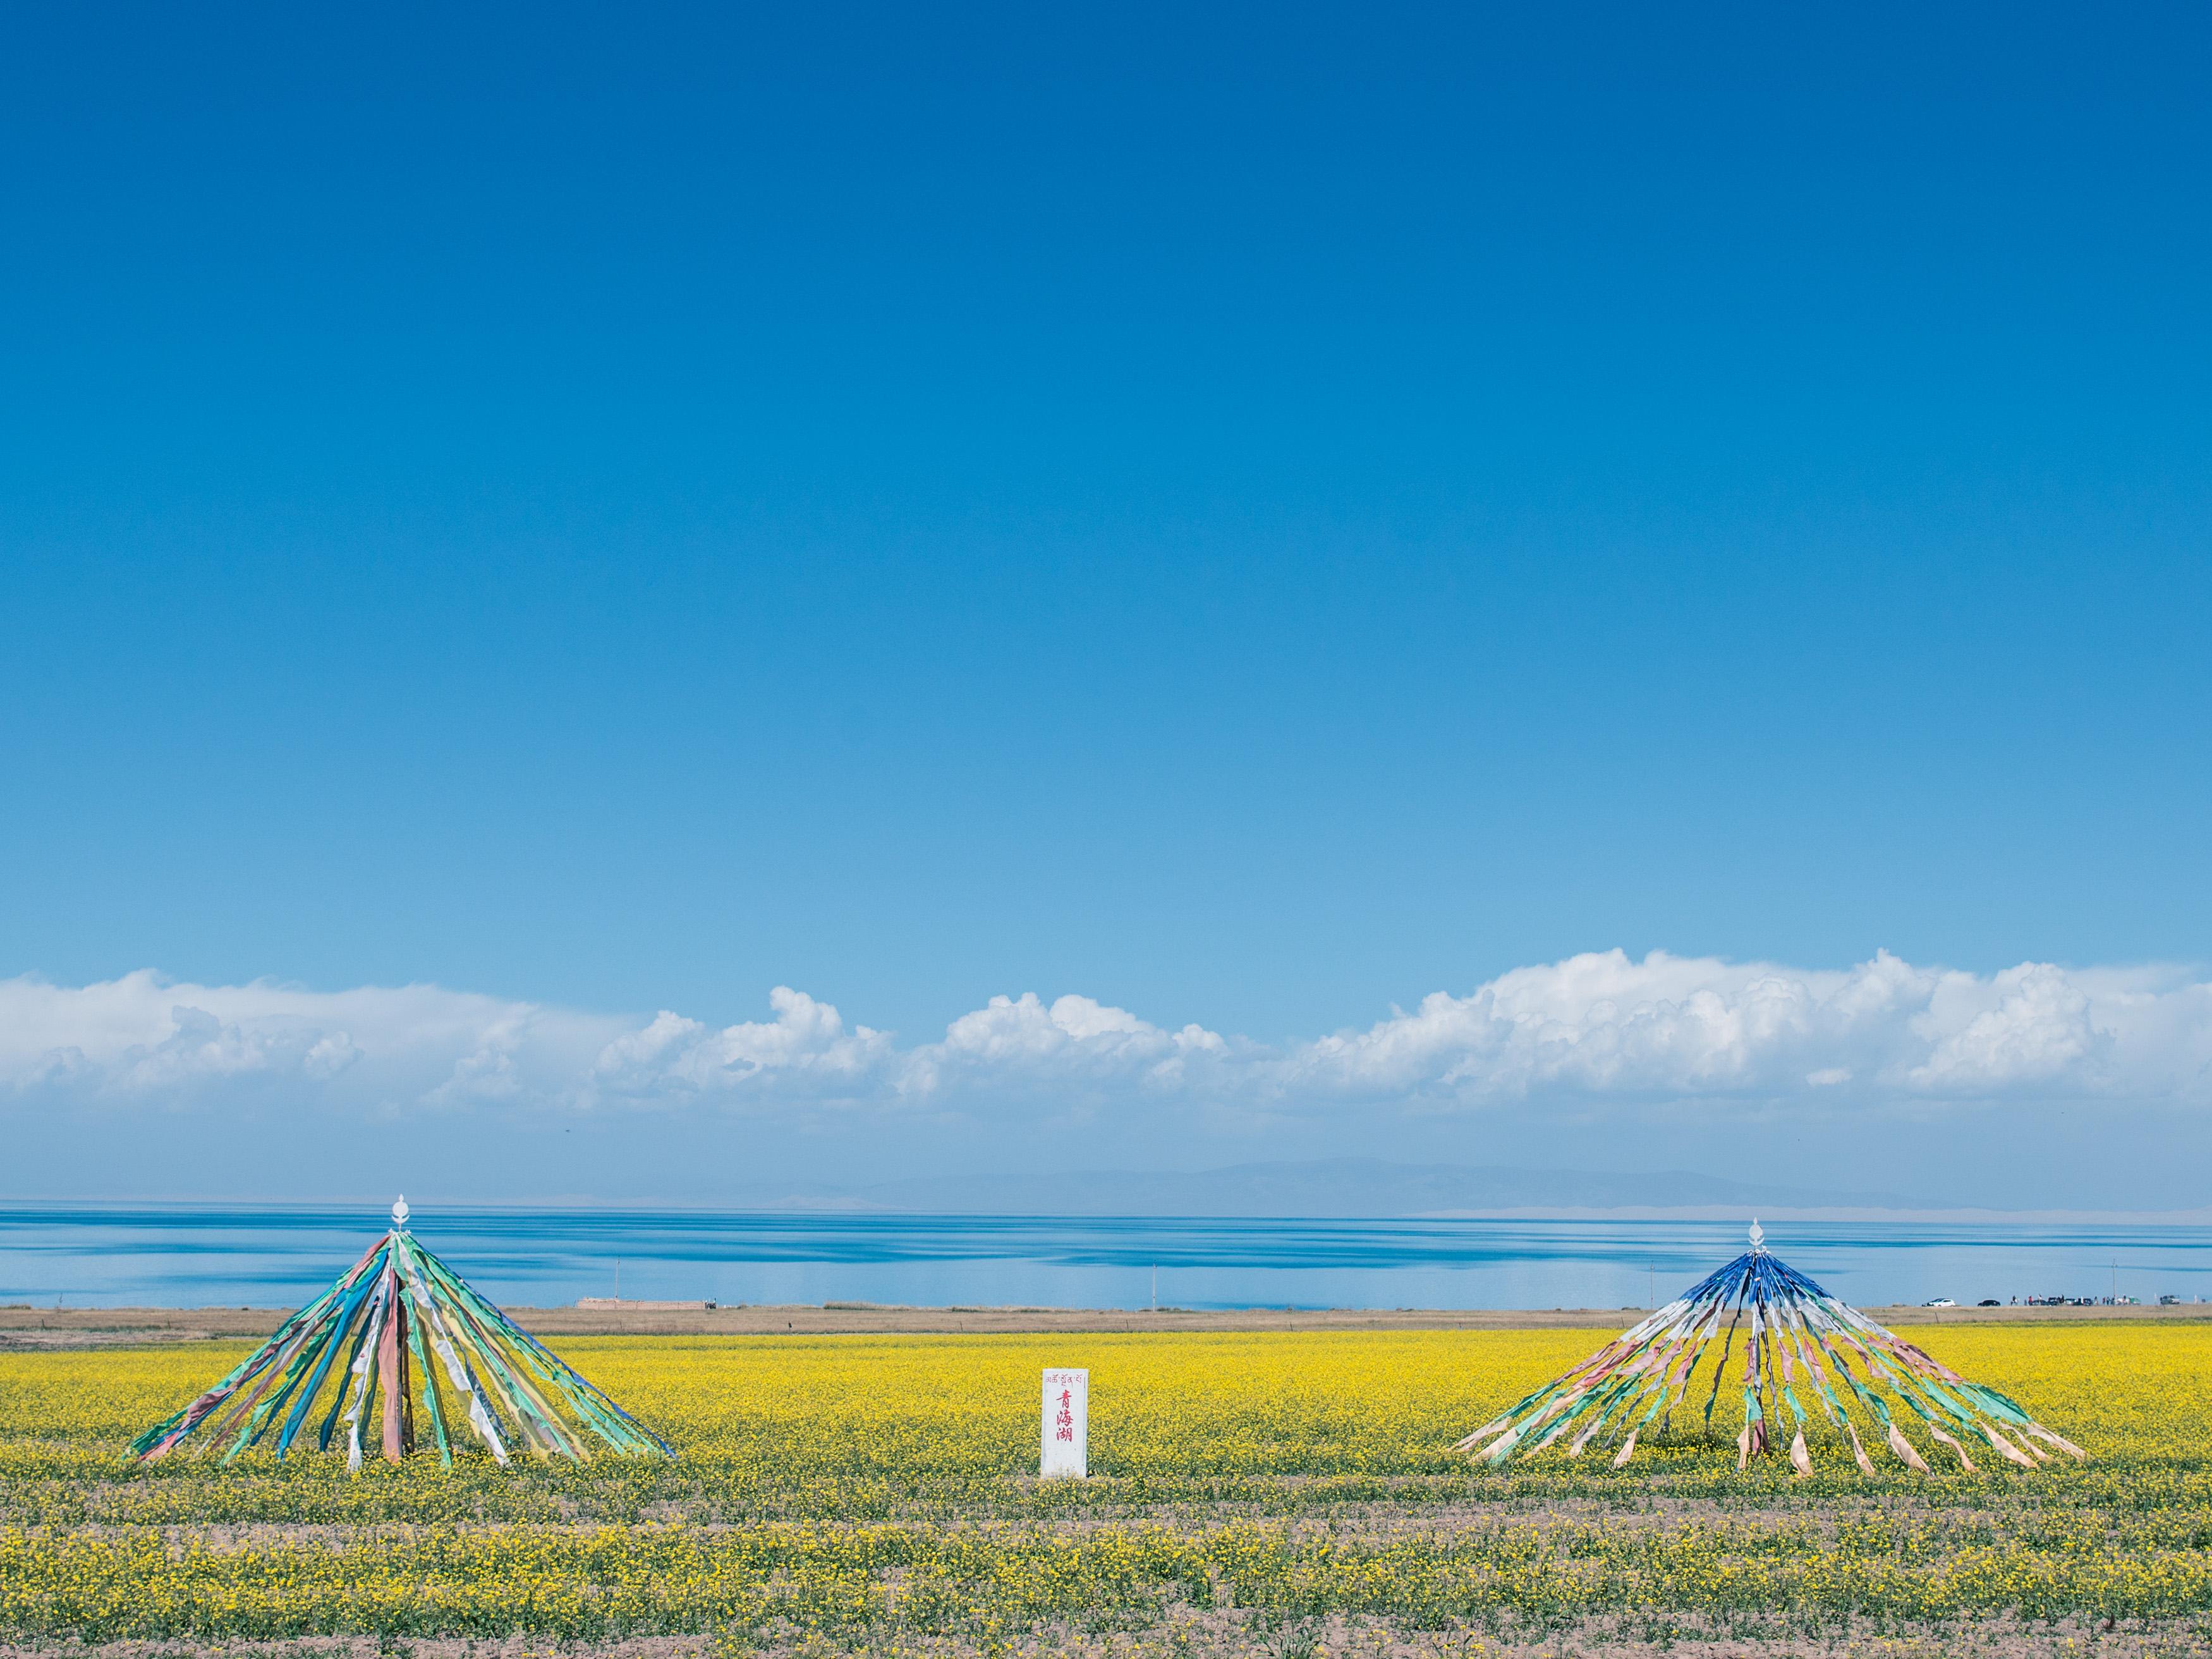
1978 1299 2001 1306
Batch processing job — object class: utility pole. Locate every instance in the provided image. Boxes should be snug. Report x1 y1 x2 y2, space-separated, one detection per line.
1150 1266 1157 1313
615 1258 621 1301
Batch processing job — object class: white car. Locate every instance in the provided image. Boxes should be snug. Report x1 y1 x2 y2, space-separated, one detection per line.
1922 1297 1957 1308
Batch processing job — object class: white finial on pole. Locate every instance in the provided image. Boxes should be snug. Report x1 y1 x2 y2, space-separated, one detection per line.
391 1194 411 1231
1748 1217 1765 1253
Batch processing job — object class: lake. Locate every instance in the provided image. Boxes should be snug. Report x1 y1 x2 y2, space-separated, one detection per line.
4 1203 2208 1311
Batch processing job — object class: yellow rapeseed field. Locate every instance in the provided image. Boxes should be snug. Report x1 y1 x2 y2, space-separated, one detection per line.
3 1325 2209 1652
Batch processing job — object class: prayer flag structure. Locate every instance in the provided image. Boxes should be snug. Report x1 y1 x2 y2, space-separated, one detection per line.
128 1197 673 1471
1459 1221 2086 1475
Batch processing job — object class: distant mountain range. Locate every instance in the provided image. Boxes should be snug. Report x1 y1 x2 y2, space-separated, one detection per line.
722 1158 1926 1217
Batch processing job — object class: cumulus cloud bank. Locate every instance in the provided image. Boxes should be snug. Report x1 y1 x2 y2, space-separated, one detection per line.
4 951 2210 1121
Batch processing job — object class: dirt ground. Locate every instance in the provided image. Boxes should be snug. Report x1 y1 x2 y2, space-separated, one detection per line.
6 1299 2206 1348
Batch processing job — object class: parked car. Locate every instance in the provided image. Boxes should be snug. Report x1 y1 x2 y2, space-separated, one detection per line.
1978 1299 2001 1306
1923 1297 1957 1308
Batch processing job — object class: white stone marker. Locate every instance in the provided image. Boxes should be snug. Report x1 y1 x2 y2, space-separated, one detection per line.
1041 1367 1088 1478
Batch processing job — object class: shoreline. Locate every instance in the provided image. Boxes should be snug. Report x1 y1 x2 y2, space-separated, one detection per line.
6 1298 2210 1346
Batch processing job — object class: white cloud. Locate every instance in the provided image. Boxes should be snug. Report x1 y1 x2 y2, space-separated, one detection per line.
303 1031 363 1079
0 969 619 1112
1280 950 2212 1108
591 987 894 1102
898 993 1227 1098
1907 962 2110 1090
4 951 2211 1124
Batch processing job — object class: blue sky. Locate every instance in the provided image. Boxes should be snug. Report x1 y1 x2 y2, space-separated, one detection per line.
4 6 2210 1206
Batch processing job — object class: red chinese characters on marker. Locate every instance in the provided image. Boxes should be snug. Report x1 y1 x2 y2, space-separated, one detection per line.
1041 1368 1088 1478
